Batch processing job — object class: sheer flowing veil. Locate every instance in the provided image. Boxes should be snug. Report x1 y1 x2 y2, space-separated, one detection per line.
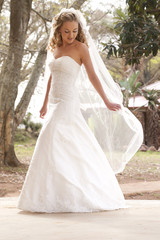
44 8 144 174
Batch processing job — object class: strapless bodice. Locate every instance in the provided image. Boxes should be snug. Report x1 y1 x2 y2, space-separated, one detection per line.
48 56 81 104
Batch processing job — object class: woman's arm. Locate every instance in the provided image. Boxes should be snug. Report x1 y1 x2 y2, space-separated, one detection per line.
43 74 52 106
80 44 121 111
39 74 52 118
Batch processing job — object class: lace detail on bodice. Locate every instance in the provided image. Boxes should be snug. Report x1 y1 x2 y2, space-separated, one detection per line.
48 56 81 104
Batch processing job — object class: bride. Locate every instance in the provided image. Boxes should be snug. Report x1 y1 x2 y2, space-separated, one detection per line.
17 8 143 213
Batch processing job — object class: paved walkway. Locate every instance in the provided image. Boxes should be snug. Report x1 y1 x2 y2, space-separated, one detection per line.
0 197 160 240
1 182 160 239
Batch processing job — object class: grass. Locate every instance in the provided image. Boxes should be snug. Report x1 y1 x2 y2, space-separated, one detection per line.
14 129 37 161
134 151 160 160
1 165 28 174
116 151 160 183
14 140 36 160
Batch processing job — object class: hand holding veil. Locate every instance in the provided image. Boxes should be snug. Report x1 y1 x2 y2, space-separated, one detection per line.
44 8 144 174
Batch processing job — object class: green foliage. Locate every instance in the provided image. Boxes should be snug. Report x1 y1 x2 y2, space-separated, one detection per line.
15 131 28 143
15 129 34 143
138 89 160 111
114 8 128 21
22 112 32 131
126 0 159 17
29 121 42 132
120 71 141 93
22 112 42 134
103 0 160 65
102 44 117 58
119 71 142 106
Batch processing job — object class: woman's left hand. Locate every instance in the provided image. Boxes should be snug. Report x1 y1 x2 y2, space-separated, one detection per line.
105 101 121 111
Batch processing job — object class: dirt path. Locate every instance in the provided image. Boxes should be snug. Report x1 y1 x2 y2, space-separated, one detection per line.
121 181 160 200
0 168 160 200
1 181 160 200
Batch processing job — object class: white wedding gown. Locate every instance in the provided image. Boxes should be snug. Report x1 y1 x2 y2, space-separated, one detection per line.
17 56 127 213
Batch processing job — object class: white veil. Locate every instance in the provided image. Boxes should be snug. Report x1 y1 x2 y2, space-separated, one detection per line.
44 8 144 174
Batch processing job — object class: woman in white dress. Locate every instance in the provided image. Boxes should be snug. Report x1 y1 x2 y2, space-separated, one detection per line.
17 8 143 213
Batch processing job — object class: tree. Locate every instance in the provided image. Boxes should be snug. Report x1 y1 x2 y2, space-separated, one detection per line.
127 0 160 26
0 0 32 166
0 0 87 167
103 0 160 65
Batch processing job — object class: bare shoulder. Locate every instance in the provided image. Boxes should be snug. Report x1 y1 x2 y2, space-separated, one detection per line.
75 41 89 55
74 41 96 78
74 41 90 66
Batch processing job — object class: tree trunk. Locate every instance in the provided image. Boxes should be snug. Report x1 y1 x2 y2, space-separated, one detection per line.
0 0 32 166
145 109 160 149
70 0 87 9
0 0 4 13
14 44 47 128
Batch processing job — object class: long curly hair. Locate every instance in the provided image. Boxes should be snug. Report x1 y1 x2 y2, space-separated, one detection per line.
47 11 88 51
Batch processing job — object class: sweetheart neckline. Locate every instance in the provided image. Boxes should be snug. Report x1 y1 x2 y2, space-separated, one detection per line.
53 55 82 67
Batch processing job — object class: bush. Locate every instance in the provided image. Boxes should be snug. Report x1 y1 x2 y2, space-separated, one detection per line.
29 121 42 133
21 112 42 136
22 112 32 131
14 129 33 143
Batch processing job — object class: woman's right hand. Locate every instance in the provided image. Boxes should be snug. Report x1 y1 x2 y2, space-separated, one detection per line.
39 104 47 119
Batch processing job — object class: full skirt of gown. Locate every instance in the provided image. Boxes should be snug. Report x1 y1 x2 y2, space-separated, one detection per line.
17 56 127 213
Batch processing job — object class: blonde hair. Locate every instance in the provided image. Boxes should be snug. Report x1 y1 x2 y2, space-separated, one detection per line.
47 12 88 51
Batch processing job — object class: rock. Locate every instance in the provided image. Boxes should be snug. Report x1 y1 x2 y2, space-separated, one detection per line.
147 146 157 151
139 144 148 151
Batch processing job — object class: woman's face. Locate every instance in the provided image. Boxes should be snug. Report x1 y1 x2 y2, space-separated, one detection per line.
59 21 79 44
